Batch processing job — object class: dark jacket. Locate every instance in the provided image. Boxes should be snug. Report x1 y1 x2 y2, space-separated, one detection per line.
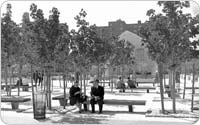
127 80 136 88
90 85 104 99
16 79 23 86
69 86 81 98
33 72 39 80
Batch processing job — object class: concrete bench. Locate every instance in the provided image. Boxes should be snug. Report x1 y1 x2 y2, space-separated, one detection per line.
104 99 146 112
136 78 155 86
185 87 199 89
52 95 69 106
128 86 156 93
1 96 31 110
1 84 29 91
1 85 16 90
52 94 89 111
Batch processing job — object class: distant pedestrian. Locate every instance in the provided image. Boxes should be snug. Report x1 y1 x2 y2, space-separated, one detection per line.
16 78 23 86
38 71 44 86
33 70 39 86
90 79 104 114
116 77 126 92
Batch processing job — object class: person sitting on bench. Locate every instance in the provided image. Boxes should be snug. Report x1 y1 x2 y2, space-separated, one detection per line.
116 77 126 92
90 79 104 114
69 80 87 113
127 77 137 88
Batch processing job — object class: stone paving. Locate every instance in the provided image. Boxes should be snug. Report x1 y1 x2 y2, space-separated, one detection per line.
1 80 199 125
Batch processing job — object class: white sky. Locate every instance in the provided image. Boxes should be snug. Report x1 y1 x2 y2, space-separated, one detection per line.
1 0 199 30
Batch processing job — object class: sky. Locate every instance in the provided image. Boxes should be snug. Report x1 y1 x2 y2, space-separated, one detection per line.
0 0 199 30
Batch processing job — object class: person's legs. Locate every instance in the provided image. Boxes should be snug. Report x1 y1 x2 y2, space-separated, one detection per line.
33 79 37 86
76 102 82 113
38 78 41 86
35 78 38 86
97 99 103 113
123 84 125 92
90 98 96 113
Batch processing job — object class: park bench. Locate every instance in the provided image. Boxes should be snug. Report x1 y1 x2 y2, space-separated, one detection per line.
136 78 155 86
1 85 16 90
1 84 29 91
52 94 89 111
20 84 29 91
52 95 69 106
1 96 31 110
99 81 113 87
103 99 146 112
126 86 156 93
185 87 199 89
185 87 199 94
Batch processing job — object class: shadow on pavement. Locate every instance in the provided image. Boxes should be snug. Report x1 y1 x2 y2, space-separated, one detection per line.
39 113 110 124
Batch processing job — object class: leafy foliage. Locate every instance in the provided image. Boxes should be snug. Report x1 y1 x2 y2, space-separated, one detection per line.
70 9 112 72
139 1 199 68
1 4 19 66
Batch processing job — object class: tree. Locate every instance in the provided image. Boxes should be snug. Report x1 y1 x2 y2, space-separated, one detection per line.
29 3 61 110
109 38 135 80
1 4 19 96
139 1 198 113
70 9 111 93
54 23 71 109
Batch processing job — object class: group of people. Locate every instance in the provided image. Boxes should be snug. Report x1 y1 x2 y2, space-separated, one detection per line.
69 76 137 113
69 79 104 114
116 76 137 92
33 70 44 86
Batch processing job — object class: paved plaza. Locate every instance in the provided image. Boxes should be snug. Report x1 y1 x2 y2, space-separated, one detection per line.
1 80 199 125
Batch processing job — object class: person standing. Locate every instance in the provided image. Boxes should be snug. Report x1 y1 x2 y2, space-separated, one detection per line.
38 71 44 86
16 78 23 86
90 79 104 114
33 70 39 86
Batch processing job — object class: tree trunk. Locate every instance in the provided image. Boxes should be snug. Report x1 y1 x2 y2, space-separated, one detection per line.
63 68 66 109
46 67 52 110
5 65 9 95
83 73 86 95
191 62 195 112
169 70 173 98
111 66 114 92
183 64 187 99
97 63 100 79
18 63 23 96
75 71 79 82
59 75 62 88
9 65 12 96
80 73 83 90
172 69 176 113
163 74 166 87
158 63 165 113
30 64 35 115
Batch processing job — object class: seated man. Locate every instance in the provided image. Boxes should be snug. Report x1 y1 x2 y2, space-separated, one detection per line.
90 79 104 114
127 77 137 88
116 77 126 92
69 80 87 113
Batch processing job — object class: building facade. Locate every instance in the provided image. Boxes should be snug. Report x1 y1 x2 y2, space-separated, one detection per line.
95 19 157 77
